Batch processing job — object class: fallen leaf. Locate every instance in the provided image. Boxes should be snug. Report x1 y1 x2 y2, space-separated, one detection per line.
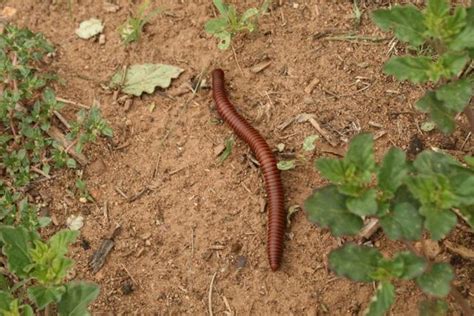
110 64 184 96
75 18 104 39
287 205 301 225
421 121 436 132
303 135 319 151
277 160 296 171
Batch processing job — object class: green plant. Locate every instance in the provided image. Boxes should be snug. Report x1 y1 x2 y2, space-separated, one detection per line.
372 0 473 134
305 133 473 315
277 134 319 170
0 226 99 314
205 0 271 49
0 25 110 314
118 0 161 45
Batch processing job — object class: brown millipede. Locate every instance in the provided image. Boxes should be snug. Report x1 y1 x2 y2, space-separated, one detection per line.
211 68 285 271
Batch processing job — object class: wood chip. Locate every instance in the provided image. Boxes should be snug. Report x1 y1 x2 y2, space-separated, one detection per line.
250 59 271 73
304 77 320 94
89 225 121 274
103 1 120 13
358 218 380 240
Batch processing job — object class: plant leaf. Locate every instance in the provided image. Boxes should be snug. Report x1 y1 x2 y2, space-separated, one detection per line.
329 244 382 282
212 0 229 17
435 79 472 113
346 189 378 216
0 225 36 278
393 251 427 280
75 18 104 39
204 17 229 34
277 160 296 171
364 281 395 316
416 92 455 134
57 282 99 316
218 136 234 163
316 158 346 184
49 230 79 257
377 148 408 197
449 7 474 50
384 56 432 83
419 299 449 316
304 185 363 236
110 64 184 96
345 133 375 173
371 6 426 46
421 206 457 240
302 134 319 152
380 202 423 240
416 263 453 297
28 285 66 310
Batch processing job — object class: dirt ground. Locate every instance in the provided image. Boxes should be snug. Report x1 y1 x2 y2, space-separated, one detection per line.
4 0 473 314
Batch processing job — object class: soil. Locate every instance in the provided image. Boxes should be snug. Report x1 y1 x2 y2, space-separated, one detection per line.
3 0 473 315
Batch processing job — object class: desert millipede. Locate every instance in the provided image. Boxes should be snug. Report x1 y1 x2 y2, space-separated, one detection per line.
211 68 285 271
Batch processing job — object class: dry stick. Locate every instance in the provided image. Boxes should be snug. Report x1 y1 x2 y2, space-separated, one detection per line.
463 101 474 134
47 126 88 165
208 272 217 316
56 97 90 109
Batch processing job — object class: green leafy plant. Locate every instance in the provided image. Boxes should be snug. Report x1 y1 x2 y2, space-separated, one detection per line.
372 0 473 134
305 133 473 315
0 226 99 314
205 0 271 49
0 25 109 314
118 0 161 45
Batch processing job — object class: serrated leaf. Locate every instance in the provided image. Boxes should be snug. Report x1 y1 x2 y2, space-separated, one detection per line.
364 281 395 316
384 56 432 83
0 226 35 278
57 282 99 316
345 133 375 172
50 230 79 257
380 202 423 240
277 160 296 171
371 6 426 46
378 148 408 197
304 185 363 236
110 64 184 96
435 80 472 112
218 136 234 163
28 285 66 310
419 299 449 316
302 134 319 151
416 263 453 297
424 1 467 44
316 158 346 183
329 244 382 282
416 92 456 134
393 251 427 280
75 18 104 39
346 189 378 216
413 150 461 175
420 205 457 240
437 53 469 79
449 7 474 50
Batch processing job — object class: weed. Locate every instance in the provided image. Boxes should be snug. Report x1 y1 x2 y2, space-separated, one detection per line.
205 0 271 50
0 25 110 314
118 0 161 45
372 0 473 134
305 133 473 315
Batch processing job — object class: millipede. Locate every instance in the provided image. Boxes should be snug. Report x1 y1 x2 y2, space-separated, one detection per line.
211 68 286 271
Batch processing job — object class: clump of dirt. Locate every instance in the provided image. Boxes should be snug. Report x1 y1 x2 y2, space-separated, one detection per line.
5 0 472 314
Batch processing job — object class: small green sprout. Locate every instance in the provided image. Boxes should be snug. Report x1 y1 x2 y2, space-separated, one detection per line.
118 0 161 44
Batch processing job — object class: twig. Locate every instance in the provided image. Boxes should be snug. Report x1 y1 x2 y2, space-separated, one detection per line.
231 44 244 77
56 97 90 109
103 201 109 225
114 187 129 199
120 263 139 288
208 272 217 316
47 126 88 165
53 110 71 129
31 166 51 179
